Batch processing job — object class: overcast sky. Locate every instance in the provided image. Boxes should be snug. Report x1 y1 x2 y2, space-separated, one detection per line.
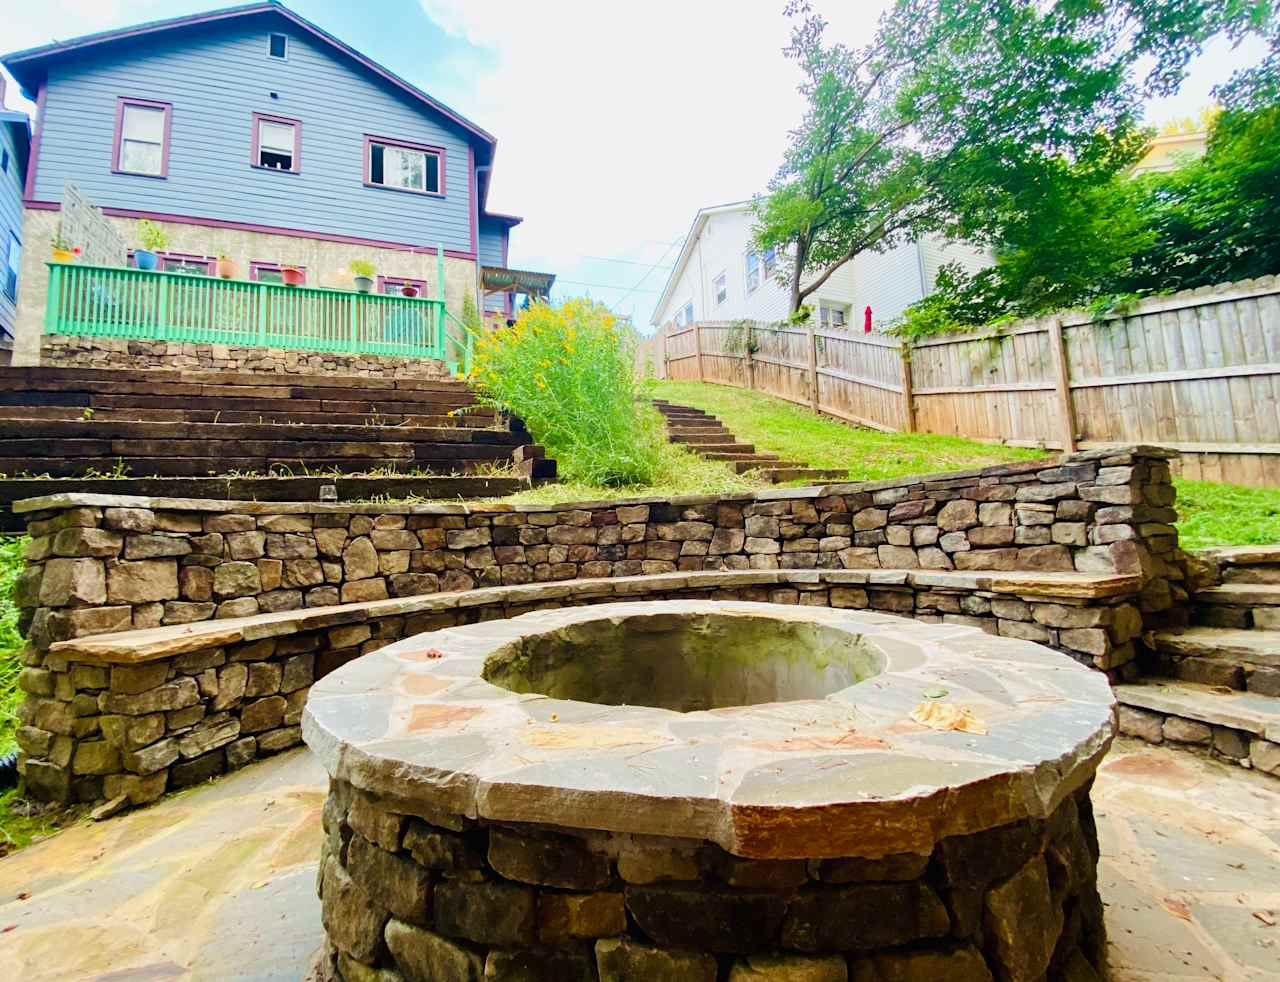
1 0 1265 331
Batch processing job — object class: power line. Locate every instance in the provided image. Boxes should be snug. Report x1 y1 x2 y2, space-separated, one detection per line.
580 255 675 269
555 279 661 293
610 235 686 310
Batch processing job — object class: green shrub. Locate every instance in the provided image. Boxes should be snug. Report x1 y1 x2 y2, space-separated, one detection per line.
469 299 664 486
0 537 26 756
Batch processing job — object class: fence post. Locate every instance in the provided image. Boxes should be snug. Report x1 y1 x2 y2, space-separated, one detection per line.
1047 316 1078 453
807 323 819 412
745 338 755 392
899 343 916 433
693 323 704 381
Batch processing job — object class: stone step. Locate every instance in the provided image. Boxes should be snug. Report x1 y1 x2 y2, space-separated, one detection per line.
1113 680 1280 777
685 442 757 454
729 459 806 474
1191 583 1280 630
669 430 736 443
1152 627 1280 694
701 452 783 463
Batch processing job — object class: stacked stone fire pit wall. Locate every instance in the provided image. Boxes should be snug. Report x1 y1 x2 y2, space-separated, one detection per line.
16 568 1142 807
315 778 1103 982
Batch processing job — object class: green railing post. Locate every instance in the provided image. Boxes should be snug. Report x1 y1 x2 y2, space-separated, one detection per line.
44 263 63 335
436 243 448 360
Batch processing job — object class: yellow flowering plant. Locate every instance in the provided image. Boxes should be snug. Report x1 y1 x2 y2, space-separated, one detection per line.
469 298 664 485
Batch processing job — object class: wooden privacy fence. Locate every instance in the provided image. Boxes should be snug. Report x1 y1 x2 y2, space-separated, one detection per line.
660 275 1280 487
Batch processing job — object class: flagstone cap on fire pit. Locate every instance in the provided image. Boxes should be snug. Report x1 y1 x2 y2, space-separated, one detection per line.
302 600 1116 859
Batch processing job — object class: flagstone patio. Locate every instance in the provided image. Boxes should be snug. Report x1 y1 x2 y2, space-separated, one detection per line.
0 738 1276 982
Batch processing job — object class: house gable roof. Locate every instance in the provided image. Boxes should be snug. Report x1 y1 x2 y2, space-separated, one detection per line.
1 1 496 161
652 199 753 324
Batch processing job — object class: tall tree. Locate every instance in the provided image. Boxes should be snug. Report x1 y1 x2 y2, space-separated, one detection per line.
756 0 1272 314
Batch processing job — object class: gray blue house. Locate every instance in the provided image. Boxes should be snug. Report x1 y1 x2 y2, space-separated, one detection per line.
0 74 31 358
1 0 544 365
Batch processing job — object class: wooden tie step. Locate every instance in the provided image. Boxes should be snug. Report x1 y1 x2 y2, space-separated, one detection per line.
654 399 848 485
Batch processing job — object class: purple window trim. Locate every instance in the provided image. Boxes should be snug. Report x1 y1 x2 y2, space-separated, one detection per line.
500 220 511 316
251 111 302 174
249 260 307 284
23 83 46 201
376 275 428 295
363 134 444 197
111 96 173 179
127 250 215 274
21 200 480 261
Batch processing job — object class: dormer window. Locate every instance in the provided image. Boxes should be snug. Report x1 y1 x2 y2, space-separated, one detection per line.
269 33 288 59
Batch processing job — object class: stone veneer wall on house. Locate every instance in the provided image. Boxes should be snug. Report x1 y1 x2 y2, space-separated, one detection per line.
39 336 452 380
313 778 1104 982
13 568 1142 806
13 210 479 366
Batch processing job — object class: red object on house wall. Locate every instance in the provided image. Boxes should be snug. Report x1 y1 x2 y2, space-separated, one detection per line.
864 306 873 334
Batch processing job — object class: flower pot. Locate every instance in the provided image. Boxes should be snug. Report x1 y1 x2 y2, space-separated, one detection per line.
51 248 76 263
135 249 159 271
353 276 374 294
400 285 419 298
282 267 304 287
215 258 238 280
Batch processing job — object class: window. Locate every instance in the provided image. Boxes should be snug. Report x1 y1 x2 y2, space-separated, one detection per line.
129 251 213 275
249 261 306 284
378 276 428 295
269 33 288 59
1 148 8 174
713 272 727 306
252 113 300 172
763 247 778 276
366 136 442 195
114 98 171 177
818 302 849 329
4 234 19 302
745 252 761 293
675 301 694 327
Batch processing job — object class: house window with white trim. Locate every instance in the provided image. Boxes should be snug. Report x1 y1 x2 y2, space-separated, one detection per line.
745 252 761 293
713 272 727 306
818 301 849 330
115 100 170 177
675 301 694 327
367 138 442 194
254 115 299 171
269 33 288 59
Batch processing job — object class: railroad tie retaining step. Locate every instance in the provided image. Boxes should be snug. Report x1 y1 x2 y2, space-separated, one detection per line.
653 398 847 484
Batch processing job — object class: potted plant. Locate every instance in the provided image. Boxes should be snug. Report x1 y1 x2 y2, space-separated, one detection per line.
281 264 304 287
215 254 238 280
134 220 167 271
400 282 420 298
350 260 375 294
50 234 79 263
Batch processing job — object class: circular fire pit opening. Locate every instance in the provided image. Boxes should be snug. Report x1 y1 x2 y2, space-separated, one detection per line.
305 601 1115 982
482 610 885 711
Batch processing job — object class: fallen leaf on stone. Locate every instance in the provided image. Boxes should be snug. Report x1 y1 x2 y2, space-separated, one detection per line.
922 686 949 700
16 892 29 901
1208 685 1233 695
1254 910 1276 927
1 925 15 933
909 702 988 735
1162 898 1192 921
425 648 445 660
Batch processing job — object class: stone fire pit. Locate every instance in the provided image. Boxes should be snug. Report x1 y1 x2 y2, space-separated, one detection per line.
304 600 1115 981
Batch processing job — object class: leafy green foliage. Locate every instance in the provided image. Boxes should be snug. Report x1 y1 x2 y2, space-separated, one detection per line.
0 537 27 757
897 103 1280 338
135 219 168 253
469 299 666 486
756 0 1269 315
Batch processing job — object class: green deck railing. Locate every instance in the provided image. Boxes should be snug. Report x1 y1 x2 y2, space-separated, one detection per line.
44 262 449 361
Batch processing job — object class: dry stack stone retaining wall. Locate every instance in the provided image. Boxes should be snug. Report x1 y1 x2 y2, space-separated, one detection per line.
40 336 451 380
314 779 1104 982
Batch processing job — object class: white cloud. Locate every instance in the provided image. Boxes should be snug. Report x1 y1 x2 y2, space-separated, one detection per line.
419 0 891 326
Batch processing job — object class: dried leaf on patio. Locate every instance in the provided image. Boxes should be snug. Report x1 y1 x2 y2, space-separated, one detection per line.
909 702 988 735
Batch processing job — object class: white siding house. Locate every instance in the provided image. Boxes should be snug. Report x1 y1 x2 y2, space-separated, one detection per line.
651 200 992 333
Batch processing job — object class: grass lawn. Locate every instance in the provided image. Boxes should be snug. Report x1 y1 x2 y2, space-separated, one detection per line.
1174 478 1280 551
650 380 1045 480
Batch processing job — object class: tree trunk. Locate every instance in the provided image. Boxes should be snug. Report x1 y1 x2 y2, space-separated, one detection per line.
789 234 811 315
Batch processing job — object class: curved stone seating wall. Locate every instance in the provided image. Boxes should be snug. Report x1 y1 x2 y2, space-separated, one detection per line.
17 568 1142 806
14 445 1182 664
